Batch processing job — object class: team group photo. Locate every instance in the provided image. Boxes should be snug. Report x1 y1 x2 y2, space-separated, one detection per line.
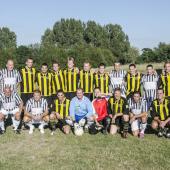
0 1 170 170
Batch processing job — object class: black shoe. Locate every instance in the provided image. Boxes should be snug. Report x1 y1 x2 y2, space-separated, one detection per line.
15 129 21 134
122 132 128 138
166 129 170 138
158 128 164 137
0 129 5 135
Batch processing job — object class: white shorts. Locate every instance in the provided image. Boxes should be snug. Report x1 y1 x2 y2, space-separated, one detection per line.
0 108 19 116
131 119 141 131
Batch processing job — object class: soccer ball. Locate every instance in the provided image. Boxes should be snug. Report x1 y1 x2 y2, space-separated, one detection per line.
74 123 84 136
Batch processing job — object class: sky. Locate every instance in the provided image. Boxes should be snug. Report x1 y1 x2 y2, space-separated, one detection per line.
0 0 170 50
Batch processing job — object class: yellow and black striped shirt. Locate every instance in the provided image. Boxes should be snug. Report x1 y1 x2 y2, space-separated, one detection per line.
52 98 70 119
63 68 79 92
51 70 65 94
20 67 36 93
94 73 110 94
79 70 94 93
151 98 170 121
36 72 52 96
108 97 129 115
125 72 141 95
160 72 170 97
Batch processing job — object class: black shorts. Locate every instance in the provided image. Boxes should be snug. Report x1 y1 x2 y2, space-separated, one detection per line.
57 119 69 129
114 117 123 128
21 93 33 106
65 92 76 100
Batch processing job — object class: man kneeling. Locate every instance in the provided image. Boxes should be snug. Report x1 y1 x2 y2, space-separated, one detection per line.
24 90 49 134
50 90 71 135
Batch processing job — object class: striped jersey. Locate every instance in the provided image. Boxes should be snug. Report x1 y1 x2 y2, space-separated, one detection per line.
128 97 148 115
79 70 94 93
51 98 70 119
94 73 110 94
109 69 127 97
0 68 21 92
125 72 142 95
150 98 170 121
159 72 170 97
141 74 159 100
36 72 52 96
63 68 79 92
25 97 48 115
108 97 129 115
51 70 65 94
20 67 36 93
0 92 22 112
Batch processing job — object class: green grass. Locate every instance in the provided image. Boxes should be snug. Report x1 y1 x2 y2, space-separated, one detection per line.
0 127 170 170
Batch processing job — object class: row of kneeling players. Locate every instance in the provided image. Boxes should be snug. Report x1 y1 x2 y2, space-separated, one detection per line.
0 86 170 139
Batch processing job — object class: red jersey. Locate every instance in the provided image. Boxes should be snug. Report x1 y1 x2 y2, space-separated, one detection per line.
92 97 108 121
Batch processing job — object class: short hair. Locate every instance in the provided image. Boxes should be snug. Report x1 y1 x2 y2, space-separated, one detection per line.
98 63 106 68
33 89 41 94
52 60 59 65
76 88 84 93
57 89 65 95
114 62 121 66
146 64 153 68
114 87 121 93
26 57 33 61
41 63 48 67
94 87 101 91
164 61 170 68
68 57 75 63
7 59 14 63
157 88 164 93
129 63 136 68
84 61 90 65
133 91 141 96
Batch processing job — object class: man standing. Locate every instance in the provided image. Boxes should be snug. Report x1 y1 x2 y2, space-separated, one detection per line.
0 59 21 93
109 62 127 98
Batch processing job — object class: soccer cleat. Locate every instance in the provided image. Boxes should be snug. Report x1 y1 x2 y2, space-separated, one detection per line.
51 130 55 136
39 127 45 134
0 128 5 135
122 132 128 138
158 128 164 137
29 125 35 134
166 129 170 138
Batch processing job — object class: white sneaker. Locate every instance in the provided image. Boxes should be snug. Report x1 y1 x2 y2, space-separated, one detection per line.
39 124 45 134
29 125 34 134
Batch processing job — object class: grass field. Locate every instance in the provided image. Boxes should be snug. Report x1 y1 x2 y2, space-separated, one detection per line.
0 127 170 170
0 62 169 170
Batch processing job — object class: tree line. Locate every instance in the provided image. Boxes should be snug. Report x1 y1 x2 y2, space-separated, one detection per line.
0 18 170 69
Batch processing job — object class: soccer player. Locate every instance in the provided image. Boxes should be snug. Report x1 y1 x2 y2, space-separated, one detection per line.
141 65 159 108
150 88 170 138
69 88 95 132
0 87 23 134
63 57 79 100
24 90 49 134
20 57 36 106
50 90 71 135
158 61 170 98
94 63 111 96
108 88 129 138
0 59 21 93
36 63 52 106
128 91 148 138
125 64 142 99
79 62 94 101
51 61 65 101
92 87 111 134
109 62 127 98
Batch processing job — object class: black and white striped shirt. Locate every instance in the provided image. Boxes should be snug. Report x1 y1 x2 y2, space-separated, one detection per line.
109 70 127 97
0 92 22 112
25 97 48 115
0 68 22 92
141 74 159 100
128 97 148 115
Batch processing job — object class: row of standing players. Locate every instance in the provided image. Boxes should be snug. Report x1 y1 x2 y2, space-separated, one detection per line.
0 58 170 138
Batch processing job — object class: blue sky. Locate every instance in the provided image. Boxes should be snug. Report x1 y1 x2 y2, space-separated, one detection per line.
0 0 170 50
